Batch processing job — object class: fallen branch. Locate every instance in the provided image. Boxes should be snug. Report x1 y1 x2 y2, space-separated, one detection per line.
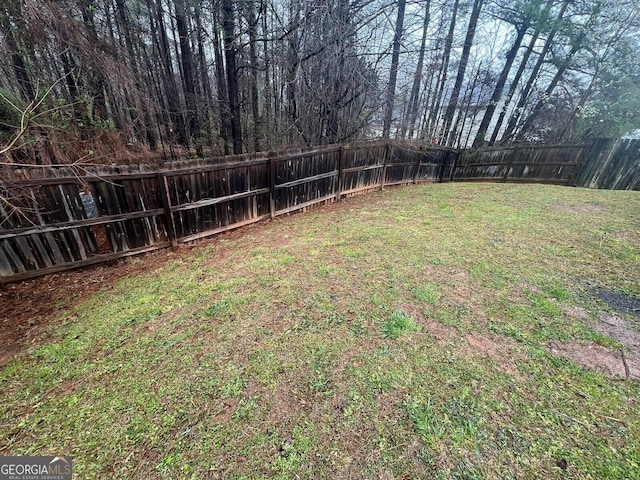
620 348 631 380
0 76 68 156
594 411 626 426
559 411 592 431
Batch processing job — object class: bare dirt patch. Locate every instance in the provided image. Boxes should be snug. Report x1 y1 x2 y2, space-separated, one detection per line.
590 313 640 379
422 317 457 342
376 390 407 419
594 313 640 350
268 383 302 425
462 334 524 380
398 302 456 342
420 264 491 323
548 341 633 379
551 307 640 379
552 202 606 215
0 251 169 367
562 305 590 322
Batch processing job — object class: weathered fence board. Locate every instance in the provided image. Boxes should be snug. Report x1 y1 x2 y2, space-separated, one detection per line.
576 138 640 190
273 147 340 215
161 159 271 244
0 174 170 280
1 139 635 282
452 144 588 185
340 143 386 196
390 144 457 184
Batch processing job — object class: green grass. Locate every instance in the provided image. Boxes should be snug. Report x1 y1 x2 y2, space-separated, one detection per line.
1 183 639 479
382 310 418 339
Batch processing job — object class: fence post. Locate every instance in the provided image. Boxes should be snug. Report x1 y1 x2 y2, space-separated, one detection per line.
381 142 390 189
336 145 345 202
437 150 448 183
157 172 178 247
449 150 459 182
269 155 276 219
570 142 591 187
412 147 422 184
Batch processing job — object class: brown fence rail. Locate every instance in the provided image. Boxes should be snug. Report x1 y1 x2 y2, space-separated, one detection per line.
0 139 626 282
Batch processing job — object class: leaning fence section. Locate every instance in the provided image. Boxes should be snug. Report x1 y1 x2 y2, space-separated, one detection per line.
453 143 589 184
0 173 170 282
576 138 640 190
0 140 605 282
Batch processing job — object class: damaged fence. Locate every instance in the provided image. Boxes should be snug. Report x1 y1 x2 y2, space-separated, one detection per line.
0 139 630 282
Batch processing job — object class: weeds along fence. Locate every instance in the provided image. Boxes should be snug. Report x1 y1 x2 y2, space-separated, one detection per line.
0 140 600 282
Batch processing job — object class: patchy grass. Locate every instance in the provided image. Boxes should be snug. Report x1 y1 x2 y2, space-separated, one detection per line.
382 310 418 339
1 183 639 479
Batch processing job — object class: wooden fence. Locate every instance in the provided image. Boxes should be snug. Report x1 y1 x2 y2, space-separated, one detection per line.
453 143 588 184
0 140 610 282
575 138 640 190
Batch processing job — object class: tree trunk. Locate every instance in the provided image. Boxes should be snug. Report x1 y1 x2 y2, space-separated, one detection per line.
4 30 35 100
451 60 483 148
502 0 570 142
517 32 585 139
473 13 530 146
245 1 261 152
285 3 301 146
426 0 459 141
261 0 273 148
489 0 554 145
400 1 430 139
174 0 202 155
418 59 439 139
442 0 483 146
149 0 189 147
193 1 215 151
79 0 108 121
212 12 231 156
382 0 407 139
221 0 243 154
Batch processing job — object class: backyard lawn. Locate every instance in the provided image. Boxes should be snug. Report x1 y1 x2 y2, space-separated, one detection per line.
1 182 639 479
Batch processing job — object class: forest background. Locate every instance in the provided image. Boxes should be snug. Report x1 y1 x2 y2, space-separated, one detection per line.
1 0 639 165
